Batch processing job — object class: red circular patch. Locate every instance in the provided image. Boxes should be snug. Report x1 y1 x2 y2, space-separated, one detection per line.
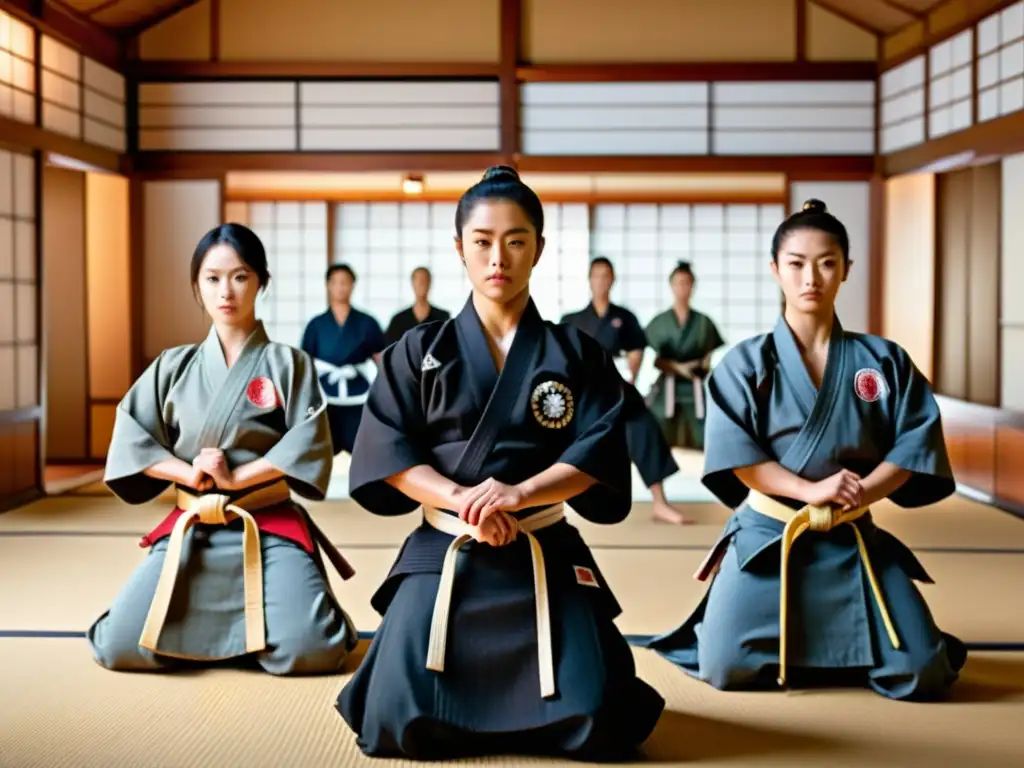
247 377 278 408
854 369 884 402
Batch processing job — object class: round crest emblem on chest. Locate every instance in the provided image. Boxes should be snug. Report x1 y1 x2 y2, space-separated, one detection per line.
530 381 575 429
247 376 278 408
853 368 886 403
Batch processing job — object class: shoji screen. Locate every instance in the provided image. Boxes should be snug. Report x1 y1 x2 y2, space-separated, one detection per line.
977 1 1024 123
245 201 329 347
0 148 39 502
591 203 783 391
530 203 591 322
0 10 36 124
330 202 590 328
331 202 469 328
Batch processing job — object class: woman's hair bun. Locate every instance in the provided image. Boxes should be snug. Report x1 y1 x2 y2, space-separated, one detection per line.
482 165 520 182
802 198 827 214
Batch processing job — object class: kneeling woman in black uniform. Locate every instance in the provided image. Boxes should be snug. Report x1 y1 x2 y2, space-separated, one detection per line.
335 166 665 761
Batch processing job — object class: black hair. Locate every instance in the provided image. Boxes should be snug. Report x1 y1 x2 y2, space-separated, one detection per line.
326 263 356 282
771 198 850 263
589 256 615 275
669 261 694 281
411 266 432 280
454 165 544 239
190 223 270 290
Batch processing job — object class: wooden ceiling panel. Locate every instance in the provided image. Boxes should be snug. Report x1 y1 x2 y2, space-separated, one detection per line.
811 0 913 33
52 0 200 34
58 0 114 12
891 0 949 12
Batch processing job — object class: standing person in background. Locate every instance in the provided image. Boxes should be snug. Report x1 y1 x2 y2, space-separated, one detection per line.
561 257 691 525
646 261 726 452
384 266 451 346
299 264 387 456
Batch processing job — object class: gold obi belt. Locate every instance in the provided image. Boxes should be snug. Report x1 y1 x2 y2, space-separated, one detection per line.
422 503 566 699
138 480 292 656
745 490 901 686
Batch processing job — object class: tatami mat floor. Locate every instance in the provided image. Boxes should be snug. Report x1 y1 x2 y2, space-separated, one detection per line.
2 482 1023 766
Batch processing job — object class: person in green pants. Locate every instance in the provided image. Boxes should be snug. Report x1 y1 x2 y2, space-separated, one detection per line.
645 261 725 450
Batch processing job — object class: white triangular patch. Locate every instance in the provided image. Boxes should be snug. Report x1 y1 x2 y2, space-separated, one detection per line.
421 353 441 371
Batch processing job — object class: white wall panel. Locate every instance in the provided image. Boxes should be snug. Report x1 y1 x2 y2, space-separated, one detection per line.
139 104 294 129
0 149 38 409
0 12 35 125
303 127 498 152
521 82 708 156
40 35 79 138
142 180 219 359
138 81 298 151
299 81 499 152
977 1 1024 123
1001 152 1024 410
138 128 297 152
711 81 875 156
880 56 926 153
243 202 327 346
928 28 973 138
83 56 126 152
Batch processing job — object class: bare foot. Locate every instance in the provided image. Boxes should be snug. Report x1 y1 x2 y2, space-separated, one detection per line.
652 501 692 525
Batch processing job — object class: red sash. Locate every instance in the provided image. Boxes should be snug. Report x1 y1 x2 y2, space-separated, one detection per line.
139 503 314 553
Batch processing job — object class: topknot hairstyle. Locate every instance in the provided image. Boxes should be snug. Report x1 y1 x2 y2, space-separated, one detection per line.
771 198 850 263
669 260 695 281
454 165 545 239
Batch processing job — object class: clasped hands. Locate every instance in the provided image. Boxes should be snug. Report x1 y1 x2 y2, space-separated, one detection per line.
185 448 238 493
450 478 526 548
802 469 863 512
654 357 703 379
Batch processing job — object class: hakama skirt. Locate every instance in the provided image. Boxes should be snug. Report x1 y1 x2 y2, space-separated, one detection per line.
336 536 664 760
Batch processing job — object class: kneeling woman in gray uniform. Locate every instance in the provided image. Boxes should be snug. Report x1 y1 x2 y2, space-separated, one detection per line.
637 200 966 701
88 223 356 675
336 167 665 760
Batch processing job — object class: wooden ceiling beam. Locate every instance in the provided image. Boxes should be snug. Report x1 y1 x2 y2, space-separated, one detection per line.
127 152 876 177
83 0 125 16
518 60 878 82
118 0 202 38
879 0 923 18
128 59 501 79
499 0 520 164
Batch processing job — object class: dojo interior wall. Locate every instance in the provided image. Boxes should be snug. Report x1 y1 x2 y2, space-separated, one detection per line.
933 163 1001 407
882 173 936 379
41 166 87 462
788 182 871 333
39 167 131 465
85 172 131 459
0 147 40 505
136 0 876 65
1001 151 1024 413
140 180 220 366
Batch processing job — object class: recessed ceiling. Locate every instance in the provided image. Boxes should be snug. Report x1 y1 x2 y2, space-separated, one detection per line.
54 0 203 37
55 0 953 41
810 0 949 35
